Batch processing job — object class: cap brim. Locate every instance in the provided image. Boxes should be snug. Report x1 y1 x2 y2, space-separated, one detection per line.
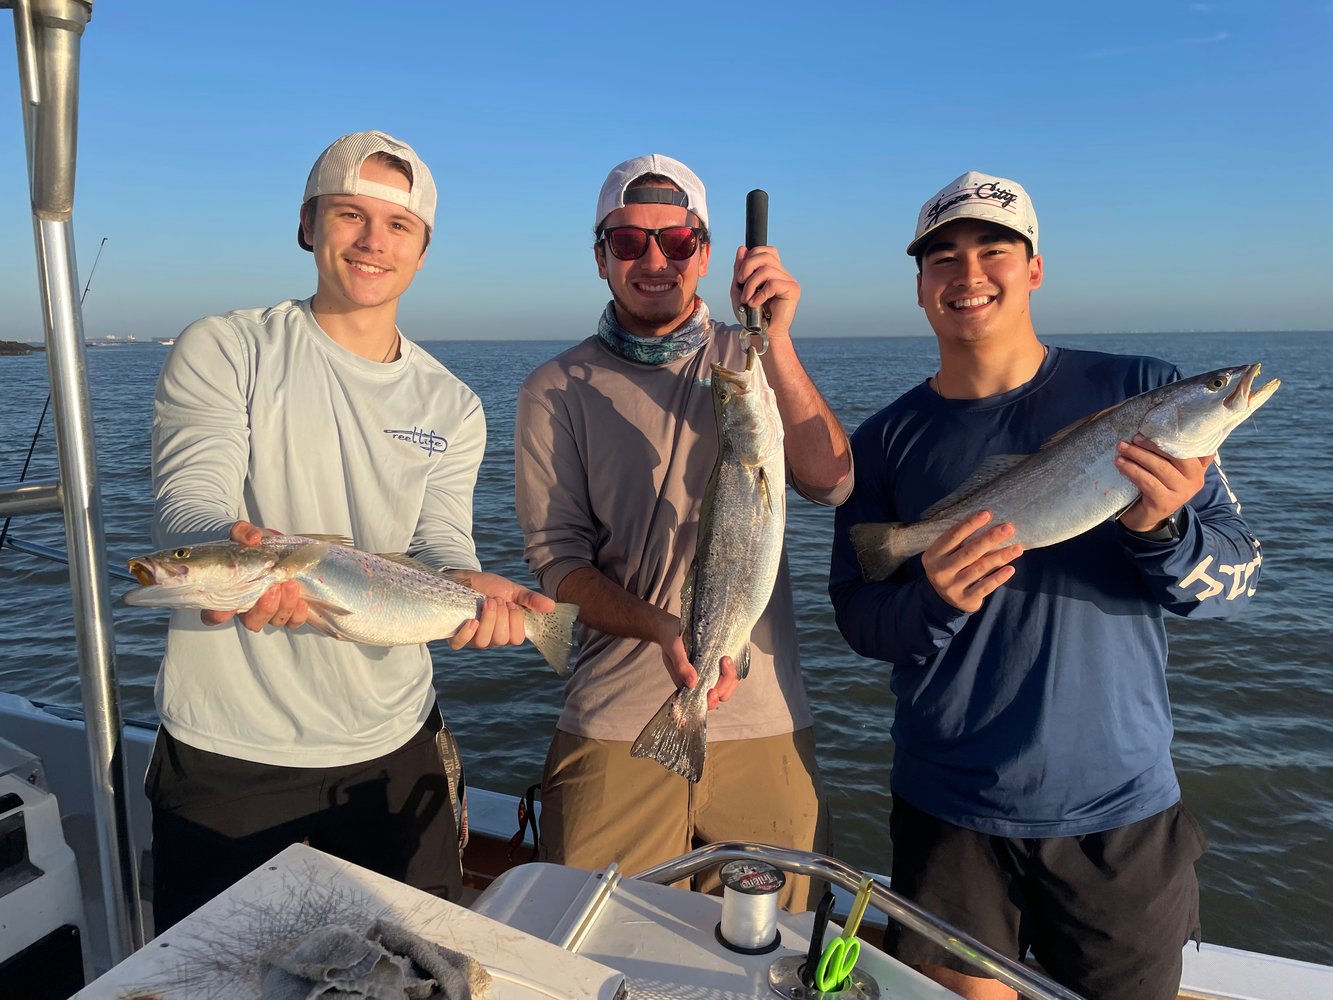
906 218 1033 257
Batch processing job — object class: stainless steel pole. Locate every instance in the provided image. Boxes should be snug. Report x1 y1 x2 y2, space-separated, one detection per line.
6 0 146 962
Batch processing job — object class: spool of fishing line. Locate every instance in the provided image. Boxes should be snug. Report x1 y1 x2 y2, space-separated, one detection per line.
716 860 785 953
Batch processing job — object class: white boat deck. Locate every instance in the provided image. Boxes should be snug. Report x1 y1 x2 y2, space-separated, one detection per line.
72 844 628 1000
2 693 1330 1000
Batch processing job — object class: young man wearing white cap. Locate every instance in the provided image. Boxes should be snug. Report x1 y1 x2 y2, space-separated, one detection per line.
145 130 552 930
513 154 852 910
829 172 1264 998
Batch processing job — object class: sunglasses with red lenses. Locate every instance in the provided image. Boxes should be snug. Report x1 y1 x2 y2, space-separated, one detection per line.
600 226 702 261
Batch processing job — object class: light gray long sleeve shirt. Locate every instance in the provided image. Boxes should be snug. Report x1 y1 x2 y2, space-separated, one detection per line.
151 298 483 766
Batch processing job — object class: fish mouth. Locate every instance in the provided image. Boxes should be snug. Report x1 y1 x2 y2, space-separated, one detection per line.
711 345 762 389
127 558 156 585
127 557 190 585
1226 362 1280 413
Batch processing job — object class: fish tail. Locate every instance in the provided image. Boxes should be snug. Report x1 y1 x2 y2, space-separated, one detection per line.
630 690 707 783
849 521 910 582
525 601 580 677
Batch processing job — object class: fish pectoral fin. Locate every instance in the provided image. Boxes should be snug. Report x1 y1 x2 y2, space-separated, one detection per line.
920 455 1026 520
759 467 776 514
276 541 334 575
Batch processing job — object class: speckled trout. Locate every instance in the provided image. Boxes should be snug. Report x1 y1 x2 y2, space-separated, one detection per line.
631 347 786 782
124 534 579 675
851 363 1279 582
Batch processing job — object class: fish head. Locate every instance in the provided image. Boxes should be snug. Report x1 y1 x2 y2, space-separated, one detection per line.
711 346 784 465
124 540 283 610
1138 363 1280 459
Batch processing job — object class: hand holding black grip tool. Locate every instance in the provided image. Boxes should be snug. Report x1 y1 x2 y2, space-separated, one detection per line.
740 188 769 352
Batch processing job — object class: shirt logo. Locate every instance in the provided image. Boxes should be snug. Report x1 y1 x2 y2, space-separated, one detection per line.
385 426 449 455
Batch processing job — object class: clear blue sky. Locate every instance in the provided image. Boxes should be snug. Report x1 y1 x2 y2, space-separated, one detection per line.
1 1 1329 342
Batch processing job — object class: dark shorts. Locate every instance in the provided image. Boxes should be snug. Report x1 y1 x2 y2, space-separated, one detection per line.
146 705 462 932
884 794 1206 1000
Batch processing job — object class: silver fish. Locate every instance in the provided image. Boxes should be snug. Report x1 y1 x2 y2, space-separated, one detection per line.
124 534 579 676
851 363 1279 581
631 347 786 782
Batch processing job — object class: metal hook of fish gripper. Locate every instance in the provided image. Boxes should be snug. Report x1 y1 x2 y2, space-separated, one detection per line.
740 328 769 356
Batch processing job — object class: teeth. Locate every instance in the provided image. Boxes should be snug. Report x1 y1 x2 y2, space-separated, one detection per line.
349 261 387 274
954 293 997 309
638 283 672 293
951 295 993 309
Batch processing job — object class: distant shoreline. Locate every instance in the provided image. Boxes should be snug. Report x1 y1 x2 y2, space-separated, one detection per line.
0 340 43 356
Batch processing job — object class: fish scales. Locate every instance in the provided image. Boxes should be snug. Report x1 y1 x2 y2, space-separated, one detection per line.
852 363 1279 581
631 346 786 782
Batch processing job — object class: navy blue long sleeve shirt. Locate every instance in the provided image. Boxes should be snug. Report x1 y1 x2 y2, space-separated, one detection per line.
829 346 1263 837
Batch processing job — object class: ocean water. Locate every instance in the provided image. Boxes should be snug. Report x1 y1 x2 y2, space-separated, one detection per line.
1 330 1329 965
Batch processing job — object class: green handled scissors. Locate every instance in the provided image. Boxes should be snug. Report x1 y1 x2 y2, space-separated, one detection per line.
814 876 874 992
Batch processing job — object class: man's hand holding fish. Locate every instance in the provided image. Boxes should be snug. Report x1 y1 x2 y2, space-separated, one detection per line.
1114 434 1215 535
920 509 1022 614
200 521 309 631
443 568 556 651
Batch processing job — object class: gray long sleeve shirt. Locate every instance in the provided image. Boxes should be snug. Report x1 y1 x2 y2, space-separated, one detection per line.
515 323 850 742
151 298 484 766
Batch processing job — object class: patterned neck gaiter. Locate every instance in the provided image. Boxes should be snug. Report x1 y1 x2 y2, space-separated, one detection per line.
596 298 711 366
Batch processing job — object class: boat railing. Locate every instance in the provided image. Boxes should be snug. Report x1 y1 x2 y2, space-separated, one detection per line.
632 842 1087 1000
2 0 145 963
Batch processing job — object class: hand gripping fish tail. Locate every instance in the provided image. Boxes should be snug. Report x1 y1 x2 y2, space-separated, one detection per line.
849 362 1280 583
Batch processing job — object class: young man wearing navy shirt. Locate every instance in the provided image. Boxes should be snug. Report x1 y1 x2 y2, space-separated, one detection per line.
829 171 1264 1000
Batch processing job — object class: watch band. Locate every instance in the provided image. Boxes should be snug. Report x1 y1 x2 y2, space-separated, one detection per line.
1129 508 1183 542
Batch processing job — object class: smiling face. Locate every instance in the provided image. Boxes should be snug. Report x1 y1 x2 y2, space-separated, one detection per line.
916 219 1042 349
595 184 710 337
303 157 429 318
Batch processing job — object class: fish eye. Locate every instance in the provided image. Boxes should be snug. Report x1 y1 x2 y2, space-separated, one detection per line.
173 547 190 558
1207 375 1229 391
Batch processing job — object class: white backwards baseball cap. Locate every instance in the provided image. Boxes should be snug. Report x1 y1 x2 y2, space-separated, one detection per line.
594 153 709 232
298 130 436 251
907 170 1038 257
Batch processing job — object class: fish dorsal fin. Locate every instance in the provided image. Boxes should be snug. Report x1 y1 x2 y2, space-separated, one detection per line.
375 552 440 573
294 533 353 545
921 455 1027 519
1039 406 1116 450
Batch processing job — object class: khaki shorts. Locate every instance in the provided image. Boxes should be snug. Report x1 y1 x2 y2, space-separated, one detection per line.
539 727 829 912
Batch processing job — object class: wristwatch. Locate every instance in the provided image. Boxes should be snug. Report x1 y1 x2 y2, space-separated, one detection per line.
1129 508 1184 542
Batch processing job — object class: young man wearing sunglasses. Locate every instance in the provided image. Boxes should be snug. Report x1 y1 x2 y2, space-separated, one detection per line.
513 154 852 911
829 172 1264 999
145 131 552 930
